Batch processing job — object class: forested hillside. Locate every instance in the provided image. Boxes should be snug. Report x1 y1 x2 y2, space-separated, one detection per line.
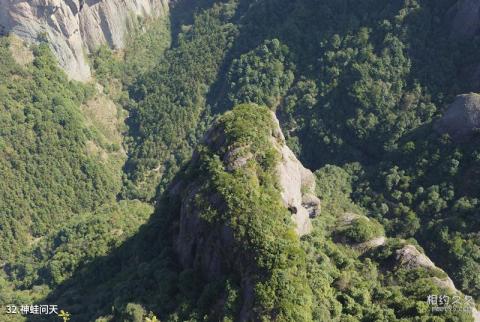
1 0 480 321
0 38 120 260
0 35 153 320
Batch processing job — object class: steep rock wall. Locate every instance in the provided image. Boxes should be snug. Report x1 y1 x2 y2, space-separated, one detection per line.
0 0 169 80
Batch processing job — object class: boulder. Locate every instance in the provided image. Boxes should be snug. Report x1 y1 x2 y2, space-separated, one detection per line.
395 244 480 322
435 93 480 141
354 236 386 253
171 106 318 320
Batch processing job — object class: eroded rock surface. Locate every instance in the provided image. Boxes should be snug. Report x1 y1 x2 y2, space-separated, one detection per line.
0 0 169 80
395 244 435 269
354 236 386 253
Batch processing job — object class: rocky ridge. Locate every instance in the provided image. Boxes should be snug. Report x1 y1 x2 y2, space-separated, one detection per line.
0 0 169 80
173 108 320 273
272 114 320 236
395 244 480 321
335 212 479 321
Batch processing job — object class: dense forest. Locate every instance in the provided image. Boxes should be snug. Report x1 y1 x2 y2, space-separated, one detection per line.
1 0 480 321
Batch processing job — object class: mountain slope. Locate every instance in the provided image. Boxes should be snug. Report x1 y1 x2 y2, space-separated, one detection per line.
0 0 480 321
31 104 476 322
0 37 119 261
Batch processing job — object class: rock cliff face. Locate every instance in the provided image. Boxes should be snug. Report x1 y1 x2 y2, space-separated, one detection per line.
0 0 169 80
272 114 320 236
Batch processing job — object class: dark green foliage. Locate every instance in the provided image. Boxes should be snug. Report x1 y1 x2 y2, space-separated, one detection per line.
315 164 362 215
341 217 384 244
91 16 171 89
226 39 295 108
302 175 473 322
123 1 239 200
0 198 152 311
12 200 152 287
353 132 480 301
91 45 122 84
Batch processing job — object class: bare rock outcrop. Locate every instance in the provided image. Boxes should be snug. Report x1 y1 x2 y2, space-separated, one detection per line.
172 107 321 272
395 244 436 270
271 113 319 236
354 236 386 253
173 110 320 260
435 93 480 141
395 245 458 294
0 0 169 80
339 212 365 225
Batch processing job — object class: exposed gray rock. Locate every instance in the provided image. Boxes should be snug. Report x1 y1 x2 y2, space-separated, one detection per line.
448 0 480 40
271 112 318 236
339 212 366 225
174 182 235 281
395 244 435 270
435 93 480 141
302 193 321 218
0 0 169 80
353 236 386 253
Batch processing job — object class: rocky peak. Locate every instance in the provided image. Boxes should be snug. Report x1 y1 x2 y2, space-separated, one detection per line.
0 0 169 80
197 107 319 236
169 104 318 320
